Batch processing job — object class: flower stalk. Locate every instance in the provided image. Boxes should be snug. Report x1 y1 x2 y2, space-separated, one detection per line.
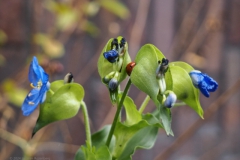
81 101 92 149
106 78 132 147
139 95 151 114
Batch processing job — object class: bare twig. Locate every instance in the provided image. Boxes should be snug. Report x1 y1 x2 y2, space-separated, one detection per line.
129 0 151 56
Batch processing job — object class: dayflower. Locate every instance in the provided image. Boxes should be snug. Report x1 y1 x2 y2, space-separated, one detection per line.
103 50 119 63
164 92 177 108
22 56 50 116
189 70 218 97
103 37 126 63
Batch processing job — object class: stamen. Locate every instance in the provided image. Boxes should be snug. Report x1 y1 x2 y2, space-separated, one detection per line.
28 102 35 105
30 83 36 88
37 81 42 88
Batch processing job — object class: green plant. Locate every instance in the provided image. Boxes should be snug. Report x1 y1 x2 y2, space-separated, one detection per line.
22 36 218 160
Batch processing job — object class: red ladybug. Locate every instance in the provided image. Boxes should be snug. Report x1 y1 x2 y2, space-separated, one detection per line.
126 62 136 76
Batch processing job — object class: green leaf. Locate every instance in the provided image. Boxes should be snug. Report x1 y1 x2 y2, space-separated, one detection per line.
99 0 130 19
123 96 142 126
32 82 84 136
159 105 173 136
117 126 158 160
91 125 115 152
75 145 111 160
168 65 203 118
112 118 160 160
75 126 113 160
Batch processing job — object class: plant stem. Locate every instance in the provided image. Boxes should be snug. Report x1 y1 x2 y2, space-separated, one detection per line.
81 101 92 149
139 95 151 114
173 102 186 107
106 79 132 147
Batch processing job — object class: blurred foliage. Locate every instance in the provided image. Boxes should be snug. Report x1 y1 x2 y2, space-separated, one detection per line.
0 30 7 45
0 54 6 67
34 33 64 58
98 0 130 19
2 79 28 107
44 1 80 31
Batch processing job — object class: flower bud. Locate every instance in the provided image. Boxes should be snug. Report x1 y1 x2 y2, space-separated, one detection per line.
164 92 177 108
103 71 115 83
109 78 118 91
156 58 169 79
64 72 74 84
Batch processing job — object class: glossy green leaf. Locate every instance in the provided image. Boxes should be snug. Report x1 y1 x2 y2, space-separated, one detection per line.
168 65 203 118
32 82 84 136
99 0 130 19
123 96 142 126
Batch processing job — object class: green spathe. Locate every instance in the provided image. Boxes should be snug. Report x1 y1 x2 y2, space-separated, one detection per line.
97 36 131 104
32 80 84 136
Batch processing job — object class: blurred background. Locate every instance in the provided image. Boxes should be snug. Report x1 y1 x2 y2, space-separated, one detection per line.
0 0 240 160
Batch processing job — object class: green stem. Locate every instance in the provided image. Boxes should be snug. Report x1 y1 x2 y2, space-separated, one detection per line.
139 95 150 114
173 102 186 107
49 89 54 94
81 101 92 149
106 79 132 147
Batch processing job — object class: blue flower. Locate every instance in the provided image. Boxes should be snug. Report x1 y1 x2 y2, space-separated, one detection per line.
22 56 50 116
164 92 177 108
189 70 218 97
103 49 119 63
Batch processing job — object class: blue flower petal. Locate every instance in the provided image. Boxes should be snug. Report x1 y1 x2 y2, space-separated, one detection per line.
189 70 218 97
22 56 50 116
103 50 119 63
28 56 42 86
39 82 50 103
198 82 210 97
22 88 42 116
202 73 218 92
189 70 203 88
